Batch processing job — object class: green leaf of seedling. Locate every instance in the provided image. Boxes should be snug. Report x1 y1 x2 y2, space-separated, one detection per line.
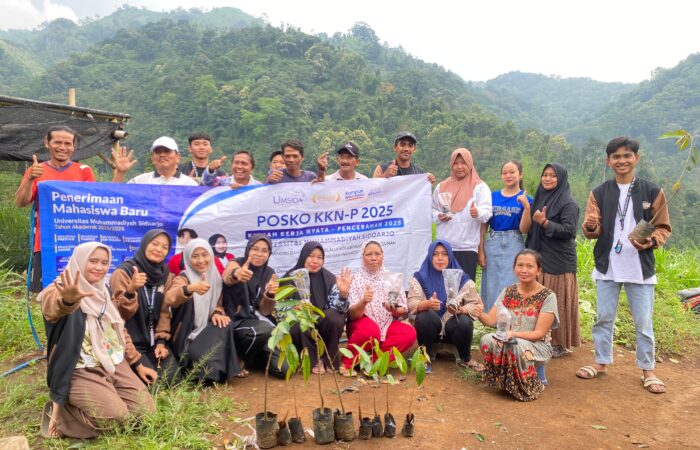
308 303 326 318
410 348 421 371
339 347 353 359
301 350 311 383
378 352 390 377
353 344 372 366
286 343 299 372
274 285 298 301
476 433 486 442
658 130 687 140
275 276 296 284
386 374 395 385
392 347 407 374
277 349 287 371
591 425 607 430
370 357 383 377
415 359 426 386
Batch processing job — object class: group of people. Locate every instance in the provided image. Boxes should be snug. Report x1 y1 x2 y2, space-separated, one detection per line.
18 127 671 438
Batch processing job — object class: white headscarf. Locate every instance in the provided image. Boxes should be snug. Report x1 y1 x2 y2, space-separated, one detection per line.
42 242 125 373
182 239 222 341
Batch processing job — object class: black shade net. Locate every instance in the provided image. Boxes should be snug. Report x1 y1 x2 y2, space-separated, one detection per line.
0 102 127 162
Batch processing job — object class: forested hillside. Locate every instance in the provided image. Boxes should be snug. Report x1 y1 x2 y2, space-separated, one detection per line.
0 10 697 243
481 72 635 133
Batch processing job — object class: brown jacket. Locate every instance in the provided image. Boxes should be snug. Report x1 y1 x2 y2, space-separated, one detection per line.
110 268 174 342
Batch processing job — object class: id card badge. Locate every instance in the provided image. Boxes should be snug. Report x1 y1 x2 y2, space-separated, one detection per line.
150 327 155 347
614 239 623 254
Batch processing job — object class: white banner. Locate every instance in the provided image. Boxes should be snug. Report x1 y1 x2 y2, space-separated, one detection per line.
179 174 432 279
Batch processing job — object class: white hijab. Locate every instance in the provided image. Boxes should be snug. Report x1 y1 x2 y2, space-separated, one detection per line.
41 242 125 373
182 239 222 340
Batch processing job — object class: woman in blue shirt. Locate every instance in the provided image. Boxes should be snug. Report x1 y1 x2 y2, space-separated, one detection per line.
478 160 532 311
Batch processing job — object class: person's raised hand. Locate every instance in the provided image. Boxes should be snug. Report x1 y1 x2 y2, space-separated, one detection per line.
362 285 374 305
127 266 147 294
111 146 137 174
584 214 599 232
236 258 254 282
316 151 329 171
265 278 279 298
428 292 441 311
29 154 44 180
208 155 227 172
517 190 529 208
267 168 284 182
533 205 548 225
470 200 479 219
336 267 352 297
384 160 398 178
54 268 90 304
189 273 210 295
427 172 436 184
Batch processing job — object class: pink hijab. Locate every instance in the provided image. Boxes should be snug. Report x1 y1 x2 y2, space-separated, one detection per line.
438 148 482 212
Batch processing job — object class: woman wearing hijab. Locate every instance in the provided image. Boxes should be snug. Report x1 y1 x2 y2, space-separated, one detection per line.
526 163 580 358
221 234 286 378
407 240 484 372
39 242 155 439
164 239 245 384
433 148 492 281
340 240 416 376
110 229 177 381
284 241 351 373
208 233 234 270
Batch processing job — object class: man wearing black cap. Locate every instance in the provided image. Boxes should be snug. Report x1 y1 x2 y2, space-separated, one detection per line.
325 141 368 181
373 131 435 183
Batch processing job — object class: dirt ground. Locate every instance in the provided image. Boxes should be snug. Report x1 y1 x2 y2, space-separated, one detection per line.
217 343 700 449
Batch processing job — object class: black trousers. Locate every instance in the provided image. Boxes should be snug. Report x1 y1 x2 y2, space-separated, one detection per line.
414 310 474 362
233 318 287 378
453 250 478 282
291 309 346 370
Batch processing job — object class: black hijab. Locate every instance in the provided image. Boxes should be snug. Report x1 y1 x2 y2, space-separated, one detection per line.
527 163 576 251
283 241 336 310
223 234 276 320
208 233 228 258
118 229 171 286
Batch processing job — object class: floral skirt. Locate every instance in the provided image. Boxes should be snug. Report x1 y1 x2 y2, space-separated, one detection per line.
480 332 544 402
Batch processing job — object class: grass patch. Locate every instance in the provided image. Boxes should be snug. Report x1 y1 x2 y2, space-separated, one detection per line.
0 263 44 360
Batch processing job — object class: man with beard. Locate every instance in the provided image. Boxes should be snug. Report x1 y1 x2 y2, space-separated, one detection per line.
373 131 435 184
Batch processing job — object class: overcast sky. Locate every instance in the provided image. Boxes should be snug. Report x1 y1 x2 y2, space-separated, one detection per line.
3 0 699 84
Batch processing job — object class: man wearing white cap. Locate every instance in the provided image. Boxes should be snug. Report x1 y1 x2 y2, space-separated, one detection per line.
127 136 198 186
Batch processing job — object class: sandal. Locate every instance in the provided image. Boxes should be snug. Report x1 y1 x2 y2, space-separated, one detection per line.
460 360 485 373
339 366 356 377
312 363 326 375
551 345 569 359
40 401 59 439
641 376 666 394
235 369 250 378
576 365 607 379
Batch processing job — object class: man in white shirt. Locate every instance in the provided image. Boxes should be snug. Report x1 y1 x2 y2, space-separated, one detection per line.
127 136 198 186
576 136 671 394
325 142 368 181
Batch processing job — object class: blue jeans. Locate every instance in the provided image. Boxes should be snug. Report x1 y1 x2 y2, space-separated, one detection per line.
592 280 655 370
480 230 524 311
